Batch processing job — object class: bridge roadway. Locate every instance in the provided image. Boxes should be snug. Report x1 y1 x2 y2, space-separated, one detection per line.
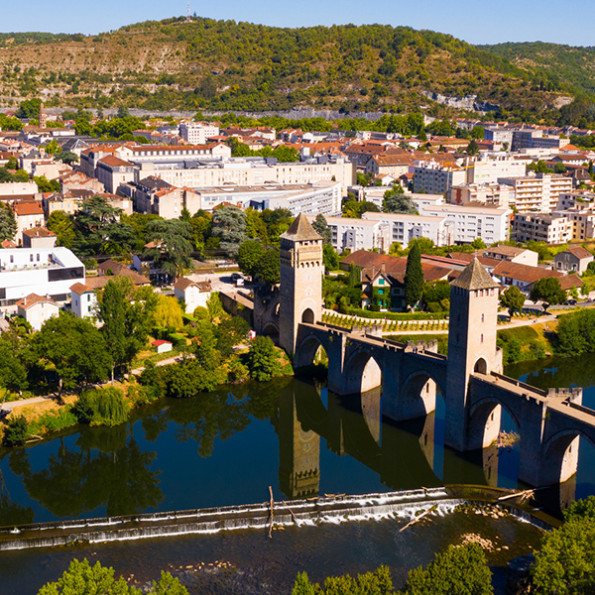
294 321 595 488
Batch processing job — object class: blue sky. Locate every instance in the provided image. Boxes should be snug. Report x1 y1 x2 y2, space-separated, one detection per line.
4 0 595 46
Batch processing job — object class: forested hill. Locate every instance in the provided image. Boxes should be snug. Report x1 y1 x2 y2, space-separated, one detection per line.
482 42 595 95
0 17 589 122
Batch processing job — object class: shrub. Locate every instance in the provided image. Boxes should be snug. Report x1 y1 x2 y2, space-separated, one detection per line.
28 408 78 435
74 387 130 426
2 414 29 446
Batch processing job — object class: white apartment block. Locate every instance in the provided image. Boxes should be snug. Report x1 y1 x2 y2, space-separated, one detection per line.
0 247 85 308
557 191 595 211
361 212 452 248
413 161 468 195
512 213 573 244
135 157 355 197
499 174 573 212
321 216 392 253
417 203 511 245
471 155 526 184
552 206 595 242
449 183 516 208
178 122 220 145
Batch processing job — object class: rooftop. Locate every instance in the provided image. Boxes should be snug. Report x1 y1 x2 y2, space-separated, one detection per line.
451 258 500 291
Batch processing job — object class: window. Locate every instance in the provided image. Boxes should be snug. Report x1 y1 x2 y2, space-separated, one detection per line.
379 278 385 285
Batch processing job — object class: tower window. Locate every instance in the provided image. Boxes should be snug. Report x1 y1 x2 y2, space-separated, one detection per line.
481 334 484 343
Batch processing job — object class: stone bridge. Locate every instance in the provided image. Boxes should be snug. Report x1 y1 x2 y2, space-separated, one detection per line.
267 213 595 489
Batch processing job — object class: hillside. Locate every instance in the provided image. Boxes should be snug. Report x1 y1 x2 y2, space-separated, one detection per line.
0 17 585 119
482 42 595 96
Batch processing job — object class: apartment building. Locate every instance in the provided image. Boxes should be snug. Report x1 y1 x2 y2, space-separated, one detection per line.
178 122 220 145
417 203 511 245
512 213 573 244
361 212 452 248
499 173 573 212
413 161 468 194
321 216 392 253
449 183 516 208
471 154 526 184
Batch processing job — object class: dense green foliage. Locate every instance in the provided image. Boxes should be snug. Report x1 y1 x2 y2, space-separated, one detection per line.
74 387 131 427
529 277 567 312
2 414 29 447
499 286 526 317
292 566 395 594
556 309 595 356
532 517 595 594
37 558 188 594
404 243 424 308
246 336 282 381
497 326 548 365
403 543 493 594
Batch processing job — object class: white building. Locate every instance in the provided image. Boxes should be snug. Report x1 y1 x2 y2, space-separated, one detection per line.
69 282 96 319
471 154 526 184
179 122 220 145
0 247 85 309
512 213 573 244
321 216 392 253
15 293 60 331
417 203 511 245
361 212 452 248
499 173 573 212
174 278 212 314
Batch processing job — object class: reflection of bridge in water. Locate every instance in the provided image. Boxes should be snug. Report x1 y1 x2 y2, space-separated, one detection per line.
258 213 595 494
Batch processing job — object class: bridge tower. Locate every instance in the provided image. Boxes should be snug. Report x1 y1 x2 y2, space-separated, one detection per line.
445 258 501 450
279 213 323 355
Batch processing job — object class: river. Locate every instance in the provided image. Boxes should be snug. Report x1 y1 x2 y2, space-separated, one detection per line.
0 355 593 593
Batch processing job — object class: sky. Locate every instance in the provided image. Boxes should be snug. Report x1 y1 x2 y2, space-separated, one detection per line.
3 0 595 47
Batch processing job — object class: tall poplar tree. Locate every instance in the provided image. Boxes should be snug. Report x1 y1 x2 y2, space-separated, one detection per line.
405 243 424 309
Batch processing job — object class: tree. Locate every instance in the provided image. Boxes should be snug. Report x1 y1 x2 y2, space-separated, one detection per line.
312 214 332 245
211 206 247 256
0 334 27 400
403 543 492 594
237 240 266 277
530 277 566 312
154 295 184 330
0 203 17 242
532 518 595 594
471 125 485 140
323 244 340 270
499 286 526 317
405 243 424 309
143 219 193 280
383 188 418 214
31 312 113 392
16 98 41 120
255 247 281 285
33 175 60 193
206 292 226 323
47 210 75 248
466 139 480 156
97 277 157 378
292 566 395 594
2 414 29 447
37 558 188 594
247 336 281 381
55 150 79 164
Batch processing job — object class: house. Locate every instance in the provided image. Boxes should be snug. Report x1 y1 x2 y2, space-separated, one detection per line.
16 293 59 331
482 245 539 267
22 226 57 249
491 261 582 294
553 247 594 274
151 339 172 354
174 278 212 314
12 201 45 244
69 282 96 319
341 250 455 310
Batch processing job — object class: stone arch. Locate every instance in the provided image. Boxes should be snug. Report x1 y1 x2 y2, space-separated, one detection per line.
474 358 487 374
262 322 279 343
399 371 446 420
343 349 383 395
468 397 521 451
293 333 331 372
542 430 595 485
302 308 315 324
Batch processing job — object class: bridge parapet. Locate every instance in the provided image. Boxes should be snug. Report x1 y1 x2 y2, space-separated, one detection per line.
547 387 583 405
405 340 439 354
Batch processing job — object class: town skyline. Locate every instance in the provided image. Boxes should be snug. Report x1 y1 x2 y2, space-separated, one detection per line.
2 0 595 47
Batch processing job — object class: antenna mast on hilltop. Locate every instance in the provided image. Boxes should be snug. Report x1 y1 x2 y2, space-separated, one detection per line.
186 2 192 22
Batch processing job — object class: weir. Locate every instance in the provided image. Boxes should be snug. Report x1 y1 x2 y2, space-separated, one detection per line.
0 487 554 552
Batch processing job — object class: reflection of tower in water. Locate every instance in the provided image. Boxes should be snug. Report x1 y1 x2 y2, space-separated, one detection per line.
277 389 320 500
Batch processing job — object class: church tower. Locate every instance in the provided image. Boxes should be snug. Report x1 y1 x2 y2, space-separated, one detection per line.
445 258 501 450
278 213 323 355
38 102 47 129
